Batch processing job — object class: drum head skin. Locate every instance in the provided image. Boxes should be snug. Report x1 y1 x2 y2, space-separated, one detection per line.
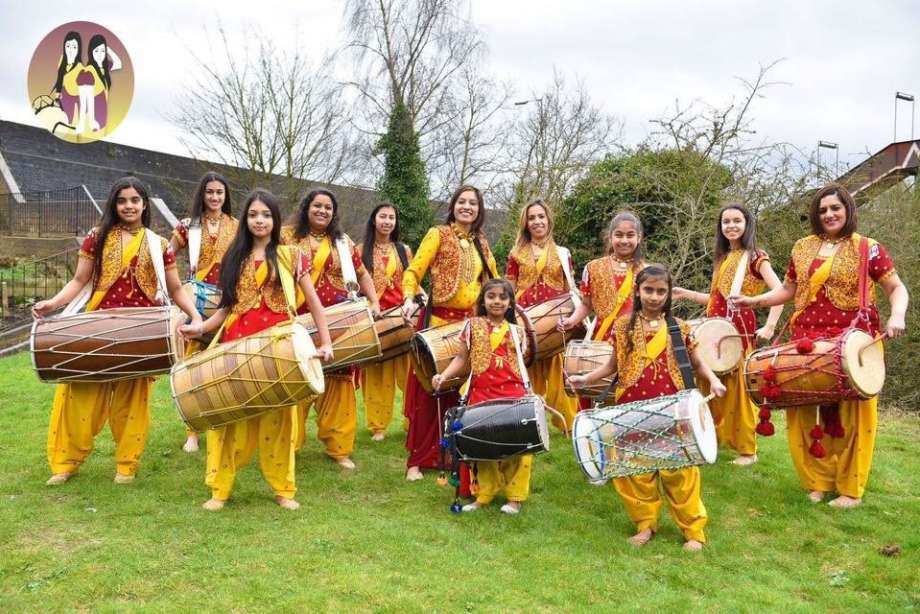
841 329 885 398
693 318 743 375
684 389 717 464
572 412 607 482
291 323 326 395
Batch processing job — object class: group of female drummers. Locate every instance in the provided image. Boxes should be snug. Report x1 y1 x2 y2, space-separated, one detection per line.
33 174 908 547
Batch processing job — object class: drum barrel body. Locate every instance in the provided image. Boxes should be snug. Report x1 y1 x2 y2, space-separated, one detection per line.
182 281 222 319
450 396 549 461
563 340 616 399
525 293 586 362
374 305 419 362
295 300 382 371
409 320 468 394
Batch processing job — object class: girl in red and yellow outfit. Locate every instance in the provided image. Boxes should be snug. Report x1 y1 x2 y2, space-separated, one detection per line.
171 172 239 453
673 204 784 465
180 190 333 511
401 185 499 482
506 199 578 433
358 204 414 440
434 279 532 514
34 177 202 486
282 189 380 470
734 184 908 508
569 265 726 551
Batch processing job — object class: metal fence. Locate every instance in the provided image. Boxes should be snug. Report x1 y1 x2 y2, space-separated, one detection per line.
0 186 100 237
0 245 78 323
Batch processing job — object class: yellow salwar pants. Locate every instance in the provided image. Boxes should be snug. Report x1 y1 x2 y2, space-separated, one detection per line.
699 367 758 456
474 455 533 504
47 377 154 477
528 353 578 434
295 376 357 458
786 398 877 498
205 406 298 500
612 467 708 542
361 354 409 435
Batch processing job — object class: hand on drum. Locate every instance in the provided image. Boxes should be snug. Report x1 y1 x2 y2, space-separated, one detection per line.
431 374 443 391
728 294 757 309
31 299 57 319
754 323 775 345
708 378 727 398
566 374 587 388
178 319 205 339
886 314 906 339
401 297 417 320
557 315 576 332
316 343 334 363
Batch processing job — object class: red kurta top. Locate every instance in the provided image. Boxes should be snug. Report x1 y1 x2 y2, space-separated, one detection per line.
79 230 176 309
505 244 574 308
172 215 238 285
580 261 636 341
616 330 694 405
706 251 768 351
785 243 894 340
461 319 527 405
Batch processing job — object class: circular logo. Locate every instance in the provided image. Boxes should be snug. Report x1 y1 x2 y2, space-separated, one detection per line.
27 21 134 144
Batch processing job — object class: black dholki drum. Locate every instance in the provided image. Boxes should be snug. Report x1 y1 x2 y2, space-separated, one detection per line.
445 395 550 462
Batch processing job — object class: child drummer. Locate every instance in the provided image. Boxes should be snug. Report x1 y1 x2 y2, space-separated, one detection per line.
433 279 534 515
568 265 726 550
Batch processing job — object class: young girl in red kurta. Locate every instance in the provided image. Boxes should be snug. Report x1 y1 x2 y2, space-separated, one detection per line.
34 176 202 486
673 204 784 465
171 171 239 453
734 184 908 508
569 265 726 550
434 279 533 514
180 190 333 511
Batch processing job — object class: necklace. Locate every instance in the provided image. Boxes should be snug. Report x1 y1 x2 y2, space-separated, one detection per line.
638 311 662 329
611 255 632 270
309 231 327 241
118 224 142 236
820 234 846 247
452 224 473 249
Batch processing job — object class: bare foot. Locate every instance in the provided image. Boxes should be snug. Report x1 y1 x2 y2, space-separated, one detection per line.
45 472 73 486
371 432 385 442
275 496 300 510
628 529 655 546
336 457 356 470
202 498 225 511
732 454 758 466
182 435 200 453
461 502 481 512
113 473 135 484
500 501 522 514
828 495 862 509
406 466 423 481
683 540 704 552
808 490 825 503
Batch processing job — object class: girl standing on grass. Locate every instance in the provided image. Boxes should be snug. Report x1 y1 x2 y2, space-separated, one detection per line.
568 265 726 550
180 189 333 511
433 279 533 514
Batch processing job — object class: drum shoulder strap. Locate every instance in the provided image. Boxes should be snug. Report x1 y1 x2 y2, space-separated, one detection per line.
857 235 870 312
667 316 696 390
145 228 170 305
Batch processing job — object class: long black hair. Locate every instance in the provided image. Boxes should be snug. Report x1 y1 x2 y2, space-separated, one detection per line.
714 203 758 262
294 189 343 242
625 264 672 353
87 34 112 91
361 203 408 274
53 31 81 95
475 278 518 325
218 189 283 310
190 171 233 220
93 177 152 287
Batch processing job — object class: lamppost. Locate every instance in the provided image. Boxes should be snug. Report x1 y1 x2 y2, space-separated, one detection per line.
818 140 839 180
894 91 915 141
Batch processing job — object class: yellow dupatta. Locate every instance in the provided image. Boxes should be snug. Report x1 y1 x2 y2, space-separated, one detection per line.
310 237 333 286
789 236 854 325
516 244 550 300
595 265 634 341
489 320 511 370
615 324 668 401
86 229 145 312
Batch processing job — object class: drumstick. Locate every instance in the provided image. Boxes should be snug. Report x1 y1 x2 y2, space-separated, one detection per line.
703 393 715 402
857 332 888 367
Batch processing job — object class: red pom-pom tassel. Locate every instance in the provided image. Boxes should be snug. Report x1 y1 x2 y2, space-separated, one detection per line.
796 338 815 354
826 422 845 438
755 407 775 437
809 424 824 440
762 366 777 382
809 438 827 458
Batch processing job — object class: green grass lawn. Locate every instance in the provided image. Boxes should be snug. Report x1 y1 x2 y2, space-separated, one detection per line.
0 350 917 612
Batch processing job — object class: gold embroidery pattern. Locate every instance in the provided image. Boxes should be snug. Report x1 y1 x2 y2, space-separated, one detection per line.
613 315 691 393
282 226 352 292
91 228 162 303
510 242 566 295
197 214 238 272
362 242 404 297
790 235 875 313
710 249 767 301
430 226 494 304
587 256 630 320
469 317 523 378
230 247 297 316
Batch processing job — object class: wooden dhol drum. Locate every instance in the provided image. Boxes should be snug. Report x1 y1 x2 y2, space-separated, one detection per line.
410 320 468 394
524 292 586 361
294 299 382 372
171 322 325 431
31 306 186 383
687 317 745 375
373 303 421 362
572 388 717 483
182 280 222 319
563 340 616 399
446 395 550 462
745 328 885 408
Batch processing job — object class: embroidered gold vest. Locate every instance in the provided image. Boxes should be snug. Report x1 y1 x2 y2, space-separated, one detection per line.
282 226 354 292
790 235 875 313
230 245 300 316
430 226 495 304
509 241 566 294
586 256 637 320
182 214 238 271
92 227 166 303
612 315 691 393
468 317 524 378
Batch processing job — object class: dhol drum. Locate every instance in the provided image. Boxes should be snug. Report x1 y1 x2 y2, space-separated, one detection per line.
687 317 745 375
446 395 550 461
32 306 186 383
182 280 222 319
171 321 325 431
294 299 382 372
572 388 717 482
373 303 421 362
410 320 468 394
524 293 586 361
745 328 885 408
563 340 616 399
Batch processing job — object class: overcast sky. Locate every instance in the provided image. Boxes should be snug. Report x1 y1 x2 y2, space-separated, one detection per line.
2 0 919 171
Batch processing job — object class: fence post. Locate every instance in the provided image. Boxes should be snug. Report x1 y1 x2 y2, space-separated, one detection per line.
1 280 8 317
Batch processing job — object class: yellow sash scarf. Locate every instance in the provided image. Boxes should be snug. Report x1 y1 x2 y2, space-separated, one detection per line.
790 237 848 325
615 324 668 401
217 251 299 342
87 229 145 311
310 237 332 286
383 246 398 295
595 266 634 341
706 252 735 314
489 321 510 369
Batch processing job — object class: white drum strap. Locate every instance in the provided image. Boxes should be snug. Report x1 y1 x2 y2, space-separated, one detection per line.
187 218 202 275
146 229 170 306
580 263 596 340
335 236 360 297
61 284 91 315
556 244 583 310
509 322 532 392
729 250 750 298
